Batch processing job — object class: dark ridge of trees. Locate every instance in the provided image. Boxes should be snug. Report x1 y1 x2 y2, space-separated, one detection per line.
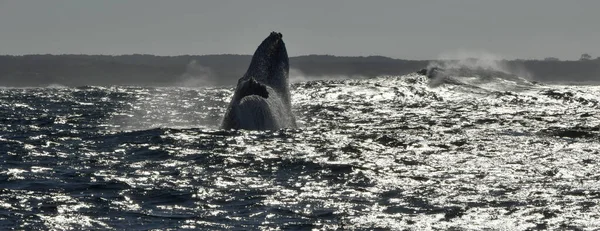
291 55 426 77
506 59 600 83
0 54 252 87
580 53 592 61
0 54 598 87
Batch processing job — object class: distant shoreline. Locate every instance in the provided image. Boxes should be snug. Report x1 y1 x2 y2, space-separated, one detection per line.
1 54 598 87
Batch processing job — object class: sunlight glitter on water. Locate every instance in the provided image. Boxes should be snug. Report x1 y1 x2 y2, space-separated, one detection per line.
1 73 600 229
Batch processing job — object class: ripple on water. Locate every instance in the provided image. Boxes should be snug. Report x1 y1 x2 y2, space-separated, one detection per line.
1 79 600 229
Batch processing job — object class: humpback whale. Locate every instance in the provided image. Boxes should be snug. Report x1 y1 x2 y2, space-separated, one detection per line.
221 32 297 130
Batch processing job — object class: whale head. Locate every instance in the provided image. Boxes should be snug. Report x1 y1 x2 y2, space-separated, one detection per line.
240 32 289 99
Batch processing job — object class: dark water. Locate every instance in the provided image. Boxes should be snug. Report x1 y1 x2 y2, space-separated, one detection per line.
1 74 600 230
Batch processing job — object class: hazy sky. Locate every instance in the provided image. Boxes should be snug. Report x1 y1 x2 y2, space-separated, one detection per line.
1 0 599 60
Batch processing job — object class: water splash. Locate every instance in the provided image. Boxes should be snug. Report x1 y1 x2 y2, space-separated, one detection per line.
429 50 532 79
420 50 536 91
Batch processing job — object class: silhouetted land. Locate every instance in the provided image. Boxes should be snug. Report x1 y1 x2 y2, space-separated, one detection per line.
0 54 599 87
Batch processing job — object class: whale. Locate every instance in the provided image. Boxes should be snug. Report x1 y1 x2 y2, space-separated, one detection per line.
221 32 297 130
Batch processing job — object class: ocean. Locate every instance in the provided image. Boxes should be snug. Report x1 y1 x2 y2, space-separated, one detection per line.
1 72 599 230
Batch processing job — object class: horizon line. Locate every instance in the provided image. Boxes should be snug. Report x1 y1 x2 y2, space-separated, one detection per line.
1 53 596 62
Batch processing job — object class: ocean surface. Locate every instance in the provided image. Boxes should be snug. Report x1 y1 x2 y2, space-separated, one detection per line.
1 71 599 230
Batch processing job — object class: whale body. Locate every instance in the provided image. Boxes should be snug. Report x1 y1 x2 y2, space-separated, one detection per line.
221 32 296 130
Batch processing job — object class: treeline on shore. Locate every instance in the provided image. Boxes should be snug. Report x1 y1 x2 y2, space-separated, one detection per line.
0 54 599 87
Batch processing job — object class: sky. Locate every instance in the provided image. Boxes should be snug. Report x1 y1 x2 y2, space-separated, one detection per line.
0 0 599 60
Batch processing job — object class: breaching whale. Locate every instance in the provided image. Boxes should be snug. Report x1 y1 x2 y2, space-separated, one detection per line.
221 32 297 130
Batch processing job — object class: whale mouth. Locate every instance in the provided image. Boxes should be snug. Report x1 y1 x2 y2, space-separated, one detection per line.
238 78 269 99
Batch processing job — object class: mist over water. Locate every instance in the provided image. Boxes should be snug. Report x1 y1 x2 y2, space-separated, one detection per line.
174 60 216 87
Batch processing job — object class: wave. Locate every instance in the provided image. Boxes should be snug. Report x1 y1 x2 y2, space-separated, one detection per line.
416 65 537 93
407 51 536 92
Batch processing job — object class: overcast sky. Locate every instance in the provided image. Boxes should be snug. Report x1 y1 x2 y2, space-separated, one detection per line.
0 0 598 60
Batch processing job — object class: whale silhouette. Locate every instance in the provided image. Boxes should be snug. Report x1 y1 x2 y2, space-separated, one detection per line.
221 32 296 130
